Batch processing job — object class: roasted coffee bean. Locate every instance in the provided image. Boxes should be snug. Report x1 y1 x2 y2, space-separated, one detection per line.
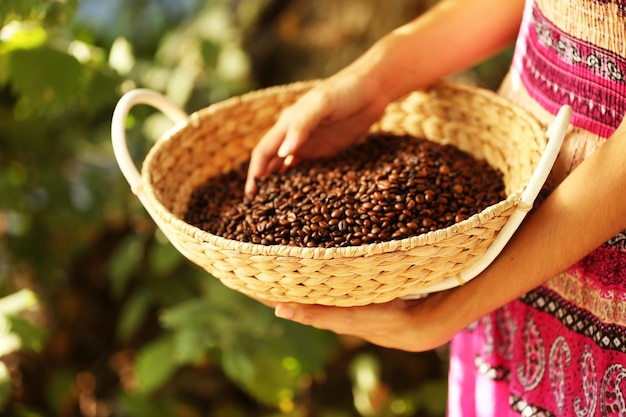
185 133 506 247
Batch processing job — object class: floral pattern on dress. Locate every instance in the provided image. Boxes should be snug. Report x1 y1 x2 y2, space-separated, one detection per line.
548 336 571 413
573 345 598 417
601 364 626 415
580 244 626 289
517 314 546 392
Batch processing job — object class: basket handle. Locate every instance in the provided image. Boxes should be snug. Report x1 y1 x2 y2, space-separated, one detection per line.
111 89 189 194
404 104 573 297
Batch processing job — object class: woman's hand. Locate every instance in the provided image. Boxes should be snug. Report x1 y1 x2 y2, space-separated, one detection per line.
273 292 459 352
244 74 390 195
244 0 527 196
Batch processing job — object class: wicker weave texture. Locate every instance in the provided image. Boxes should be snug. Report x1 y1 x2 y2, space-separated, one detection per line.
138 81 545 306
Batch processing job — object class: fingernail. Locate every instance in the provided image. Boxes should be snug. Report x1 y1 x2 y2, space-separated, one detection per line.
277 142 290 158
244 182 255 196
283 154 294 167
275 304 294 320
278 130 298 158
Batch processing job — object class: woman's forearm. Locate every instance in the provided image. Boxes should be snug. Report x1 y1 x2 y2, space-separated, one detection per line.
344 0 526 102
437 125 626 332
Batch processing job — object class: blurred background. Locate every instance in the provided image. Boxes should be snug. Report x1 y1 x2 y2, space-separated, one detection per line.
0 1 512 416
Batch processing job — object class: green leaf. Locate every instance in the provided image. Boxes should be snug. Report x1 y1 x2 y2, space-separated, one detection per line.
220 318 337 407
43 368 75 415
0 22 47 54
8 47 84 118
108 234 145 298
220 338 305 407
6 316 47 352
172 327 213 364
118 392 179 417
200 39 220 68
220 344 257 391
80 65 122 116
160 298 224 329
148 240 183 277
134 335 178 394
160 298 227 355
116 291 152 342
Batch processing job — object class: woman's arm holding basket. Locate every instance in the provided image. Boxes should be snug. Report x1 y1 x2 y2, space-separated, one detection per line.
245 0 525 194
274 121 626 352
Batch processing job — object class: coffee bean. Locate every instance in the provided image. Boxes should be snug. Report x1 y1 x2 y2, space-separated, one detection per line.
377 180 391 190
185 133 506 247
330 208 343 219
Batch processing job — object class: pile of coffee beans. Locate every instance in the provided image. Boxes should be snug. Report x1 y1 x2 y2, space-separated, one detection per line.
185 133 506 248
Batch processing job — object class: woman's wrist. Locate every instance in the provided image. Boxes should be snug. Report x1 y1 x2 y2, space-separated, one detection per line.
339 0 526 104
344 31 430 103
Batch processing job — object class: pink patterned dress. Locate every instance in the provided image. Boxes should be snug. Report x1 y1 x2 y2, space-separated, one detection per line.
447 0 626 416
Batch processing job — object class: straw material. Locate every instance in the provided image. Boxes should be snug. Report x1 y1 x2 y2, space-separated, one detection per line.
139 80 546 306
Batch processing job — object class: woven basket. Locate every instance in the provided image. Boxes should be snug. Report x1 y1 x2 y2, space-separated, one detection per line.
111 80 570 306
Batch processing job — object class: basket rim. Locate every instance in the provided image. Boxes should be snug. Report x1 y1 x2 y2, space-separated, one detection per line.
139 79 541 260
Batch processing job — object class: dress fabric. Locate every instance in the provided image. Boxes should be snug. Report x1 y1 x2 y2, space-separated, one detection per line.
447 0 626 416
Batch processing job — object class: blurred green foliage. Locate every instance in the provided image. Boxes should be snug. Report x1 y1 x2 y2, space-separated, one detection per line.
0 1 483 416
0 0 340 415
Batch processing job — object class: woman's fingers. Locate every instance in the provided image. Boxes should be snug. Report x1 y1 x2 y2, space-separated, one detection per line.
245 95 327 195
273 294 455 352
274 299 410 339
245 118 289 195
277 90 330 157
245 79 384 195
